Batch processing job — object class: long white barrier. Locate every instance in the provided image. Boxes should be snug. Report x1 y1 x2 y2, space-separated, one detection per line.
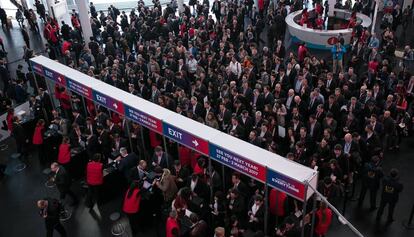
30 56 318 201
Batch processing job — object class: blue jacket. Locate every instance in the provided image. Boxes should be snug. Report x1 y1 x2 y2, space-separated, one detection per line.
331 45 346 60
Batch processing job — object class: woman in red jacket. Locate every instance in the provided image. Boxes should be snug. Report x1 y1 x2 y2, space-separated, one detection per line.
166 210 180 237
123 181 142 236
32 119 46 165
86 154 103 209
6 108 14 133
57 136 71 165
315 202 333 237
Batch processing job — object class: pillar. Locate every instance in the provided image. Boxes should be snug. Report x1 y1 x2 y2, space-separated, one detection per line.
178 0 184 14
75 0 93 44
403 0 413 10
327 0 336 17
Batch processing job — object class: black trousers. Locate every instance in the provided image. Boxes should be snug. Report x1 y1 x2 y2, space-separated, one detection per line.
58 186 78 203
358 185 378 208
46 221 67 237
376 199 397 221
86 185 100 208
127 213 140 235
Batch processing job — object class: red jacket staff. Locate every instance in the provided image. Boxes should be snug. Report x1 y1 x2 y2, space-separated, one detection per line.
57 137 71 164
315 202 333 236
86 160 103 186
122 182 142 214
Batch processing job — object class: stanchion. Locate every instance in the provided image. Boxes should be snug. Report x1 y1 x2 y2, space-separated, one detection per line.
11 153 26 172
310 194 317 237
140 126 148 160
402 202 414 230
301 185 309 237
125 119 133 153
264 182 269 235
109 212 125 236
163 136 169 168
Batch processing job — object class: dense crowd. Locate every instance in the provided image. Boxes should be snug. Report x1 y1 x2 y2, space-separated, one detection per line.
1 0 413 236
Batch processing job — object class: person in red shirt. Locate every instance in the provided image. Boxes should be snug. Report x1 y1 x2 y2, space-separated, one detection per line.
71 14 80 30
61 40 72 55
315 15 324 30
57 136 71 165
348 12 357 29
298 42 308 63
315 202 333 237
86 154 104 209
299 8 309 26
166 210 180 237
122 181 142 235
32 119 46 165
315 2 324 15
6 108 14 133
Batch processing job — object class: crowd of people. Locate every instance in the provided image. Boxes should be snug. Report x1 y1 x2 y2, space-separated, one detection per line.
0 0 413 236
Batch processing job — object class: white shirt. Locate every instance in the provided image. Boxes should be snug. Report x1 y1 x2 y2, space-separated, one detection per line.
228 61 241 78
190 180 197 191
187 58 198 73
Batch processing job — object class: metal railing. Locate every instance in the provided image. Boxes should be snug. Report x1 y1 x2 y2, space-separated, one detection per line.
307 183 365 237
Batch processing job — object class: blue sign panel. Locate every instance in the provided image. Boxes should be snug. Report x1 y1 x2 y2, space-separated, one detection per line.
162 122 209 155
266 168 306 201
209 143 266 182
92 90 124 115
124 104 163 133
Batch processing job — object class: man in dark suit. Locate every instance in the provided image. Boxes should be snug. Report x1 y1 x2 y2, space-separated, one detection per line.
229 116 245 139
189 173 210 201
72 110 86 128
97 125 112 160
325 72 338 96
151 146 173 170
230 173 249 199
38 88 53 116
106 118 122 136
112 133 129 153
247 194 265 231
365 124 381 157
51 162 78 205
308 91 322 115
307 115 322 142
325 95 341 119
128 160 148 183
189 213 208 237
37 198 67 237
189 96 206 119
117 147 139 179
251 89 265 112
238 110 253 138
342 133 360 156
218 103 232 131
208 166 222 193
171 160 190 189
11 116 28 160
0 60 10 93
248 130 263 148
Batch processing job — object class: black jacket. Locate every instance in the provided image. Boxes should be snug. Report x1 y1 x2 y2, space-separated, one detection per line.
54 166 71 190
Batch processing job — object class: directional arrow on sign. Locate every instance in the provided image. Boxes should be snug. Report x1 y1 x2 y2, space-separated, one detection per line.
192 140 199 147
113 103 118 109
